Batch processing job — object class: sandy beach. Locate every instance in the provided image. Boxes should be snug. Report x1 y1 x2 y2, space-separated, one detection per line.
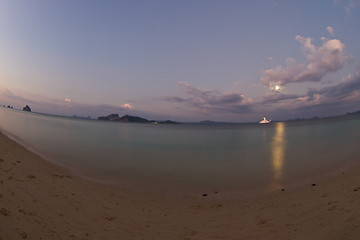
1 130 360 240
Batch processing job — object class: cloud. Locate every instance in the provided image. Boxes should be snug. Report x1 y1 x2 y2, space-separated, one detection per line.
295 35 347 81
262 71 360 116
262 92 300 104
122 103 134 109
162 82 252 114
0 88 37 105
0 88 141 118
345 0 360 16
261 58 304 86
326 26 335 36
262 35 348 87
334 0 360 16
163 70 360 120
164 96 187 103
290 72 360 117
0 88 14 97
306 72 360 103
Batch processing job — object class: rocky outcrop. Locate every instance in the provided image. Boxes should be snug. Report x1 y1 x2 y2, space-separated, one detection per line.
98 114 149 123
23 105 31 112
98 114 180 124
98 114 121 121
98 114 179 124
119 115 149 123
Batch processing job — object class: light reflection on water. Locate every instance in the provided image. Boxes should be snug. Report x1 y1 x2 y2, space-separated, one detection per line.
271 122 285 189
0 107 360 193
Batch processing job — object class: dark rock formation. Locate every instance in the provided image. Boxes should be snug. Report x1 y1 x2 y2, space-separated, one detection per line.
158 120 178 124
98 114 179 124
347 110 360 115
98 114 120 121
23 105 31 112
119 115 149 123
98 114 149 123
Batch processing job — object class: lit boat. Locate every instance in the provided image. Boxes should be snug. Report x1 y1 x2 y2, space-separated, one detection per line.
259 117 271 124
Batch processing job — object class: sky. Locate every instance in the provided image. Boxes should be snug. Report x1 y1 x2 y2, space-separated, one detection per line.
1 0 360 122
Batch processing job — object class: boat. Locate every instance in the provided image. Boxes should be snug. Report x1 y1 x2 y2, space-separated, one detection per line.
259 117 271 124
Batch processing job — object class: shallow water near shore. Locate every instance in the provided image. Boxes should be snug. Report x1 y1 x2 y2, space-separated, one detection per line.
0 107 359 194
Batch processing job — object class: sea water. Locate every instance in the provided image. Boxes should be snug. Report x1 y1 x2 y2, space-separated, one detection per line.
0 107 359 194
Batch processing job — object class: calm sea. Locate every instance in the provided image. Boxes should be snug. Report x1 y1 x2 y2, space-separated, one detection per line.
1 107 359 195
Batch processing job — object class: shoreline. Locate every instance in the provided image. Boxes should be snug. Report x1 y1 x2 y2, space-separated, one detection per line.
1 131 360 239
1 125 357 199
2 126 358 199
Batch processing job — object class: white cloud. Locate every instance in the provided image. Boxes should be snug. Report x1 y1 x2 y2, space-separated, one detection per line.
345 0 360 16
65 98 72 102
295 35 347 80
122 103 134 109
326 26 335 36
261 58 304 86
262 35 348 87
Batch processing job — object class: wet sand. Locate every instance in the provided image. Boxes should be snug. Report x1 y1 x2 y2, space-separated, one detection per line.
1 130 360 239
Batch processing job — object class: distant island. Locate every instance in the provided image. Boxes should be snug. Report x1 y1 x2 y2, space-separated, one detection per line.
1 103 359 125
98 114 178 124
23 105 31 112
347 110 360 115
285 110 360 122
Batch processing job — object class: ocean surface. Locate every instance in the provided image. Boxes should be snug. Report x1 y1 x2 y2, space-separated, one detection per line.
1 107 359 194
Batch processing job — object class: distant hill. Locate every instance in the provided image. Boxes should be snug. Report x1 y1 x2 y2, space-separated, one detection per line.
286 110 360 122
120 115 149 123
98 114 149 123
98 114 178 124
98 114 119 121
347 110 360 115
180 120 240 125
156 120 178 124
198 120 217 124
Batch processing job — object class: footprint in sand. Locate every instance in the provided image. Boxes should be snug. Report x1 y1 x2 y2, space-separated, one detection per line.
104 216 116 221
15 228 27 239
1 207 11 216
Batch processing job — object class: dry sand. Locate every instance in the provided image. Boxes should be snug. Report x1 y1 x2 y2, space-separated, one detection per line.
1 130 360 240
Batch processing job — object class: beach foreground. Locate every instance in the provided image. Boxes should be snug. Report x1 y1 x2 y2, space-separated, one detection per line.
1 131 360 240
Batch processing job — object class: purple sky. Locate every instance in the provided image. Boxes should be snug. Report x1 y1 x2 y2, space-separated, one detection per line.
1 0 360 122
